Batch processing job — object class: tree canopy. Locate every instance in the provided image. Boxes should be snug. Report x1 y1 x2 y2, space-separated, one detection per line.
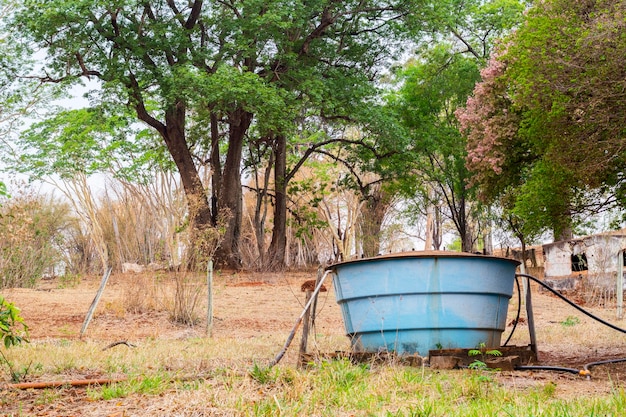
459 0 626 240
3 0 426 268
391 0 526 252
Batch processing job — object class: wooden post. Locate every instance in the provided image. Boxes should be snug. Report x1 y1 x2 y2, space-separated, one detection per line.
80 267 112 339
524 272 538 358
520 262 527 306
298 290 313 368
617 250 624 320
206 259 214 336
298 267 325 367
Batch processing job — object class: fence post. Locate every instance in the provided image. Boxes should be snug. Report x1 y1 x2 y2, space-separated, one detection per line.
617 251 624 320
80 267 112 339
207 259 214 336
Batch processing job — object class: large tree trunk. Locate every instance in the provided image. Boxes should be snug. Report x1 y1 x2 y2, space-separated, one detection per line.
210 111 222 227
267 134 287 269
360 187 389 258
252 142 273 267
216 108 253 269
457 195 475 253
137 101 212 233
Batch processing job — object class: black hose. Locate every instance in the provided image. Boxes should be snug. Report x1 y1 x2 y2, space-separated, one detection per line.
502 275 522 347
583 358 626 373
515 365 581 375
514 273 626 379
516 273 626 335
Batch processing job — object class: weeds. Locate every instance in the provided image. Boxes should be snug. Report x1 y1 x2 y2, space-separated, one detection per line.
561 316 581 327
87 373 171 401
468 343 502 370
250 362 277 384
0 296 29 382
57 273 81 289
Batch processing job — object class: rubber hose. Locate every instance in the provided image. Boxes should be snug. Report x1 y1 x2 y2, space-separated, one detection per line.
516 273 626 335
515 365 581 375
583 357 626 373
502 274 522 347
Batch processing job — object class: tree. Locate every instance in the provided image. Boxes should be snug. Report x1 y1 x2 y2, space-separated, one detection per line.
395 46 482 252
390 0 526 253
460 0 626 240
6 1 426 270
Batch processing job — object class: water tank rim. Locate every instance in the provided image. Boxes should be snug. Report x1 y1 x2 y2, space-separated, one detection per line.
326 250 521 271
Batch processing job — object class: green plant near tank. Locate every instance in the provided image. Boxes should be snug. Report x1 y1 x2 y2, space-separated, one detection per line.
468 342 502 370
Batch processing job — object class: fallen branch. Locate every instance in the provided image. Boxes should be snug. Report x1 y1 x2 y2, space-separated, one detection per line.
4 378 127 390
102 340 136 351
268 270 331 368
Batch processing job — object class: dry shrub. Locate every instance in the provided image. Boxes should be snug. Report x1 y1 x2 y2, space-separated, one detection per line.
580 245 618 307
0 189 72 288
170 272 204 325
582 272 617 307
169 206 226 326
122 273 168 314
98 174 187 273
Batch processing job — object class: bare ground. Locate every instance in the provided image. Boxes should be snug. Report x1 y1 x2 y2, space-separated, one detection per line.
2 270 626 415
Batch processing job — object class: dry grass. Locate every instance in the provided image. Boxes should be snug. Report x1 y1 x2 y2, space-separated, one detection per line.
4 271 626 415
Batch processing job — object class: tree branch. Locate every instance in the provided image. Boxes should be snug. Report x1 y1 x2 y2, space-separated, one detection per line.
450 28 481 60
75 53 102 78
128 73 167 138
185 0 203 29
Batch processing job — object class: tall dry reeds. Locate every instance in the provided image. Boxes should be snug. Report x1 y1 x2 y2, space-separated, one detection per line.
99 171 188 272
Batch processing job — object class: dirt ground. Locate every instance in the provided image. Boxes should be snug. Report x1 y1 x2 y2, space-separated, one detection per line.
3 269 626 414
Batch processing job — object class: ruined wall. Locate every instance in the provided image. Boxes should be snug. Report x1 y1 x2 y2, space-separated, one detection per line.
543 235 626 279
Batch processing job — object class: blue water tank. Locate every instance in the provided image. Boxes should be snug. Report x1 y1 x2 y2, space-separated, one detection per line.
328 251 520 355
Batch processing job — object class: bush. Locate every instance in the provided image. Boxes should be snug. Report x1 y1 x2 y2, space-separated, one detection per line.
0 190 72 288
0 296 28 348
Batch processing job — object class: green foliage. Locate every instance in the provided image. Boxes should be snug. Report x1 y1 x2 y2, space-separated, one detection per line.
463 0 626 238
468 343 502 371
15 106 160 182
446 239 462 252
87 373 170 401
57 273 81 289
249 362 278 385
393 0 524 251
0 181 7 198
0 296 28 348
560 316 580 327
4 0 436 269
0 295 29 382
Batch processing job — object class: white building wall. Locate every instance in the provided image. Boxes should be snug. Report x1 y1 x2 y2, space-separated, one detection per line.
543 235 626 279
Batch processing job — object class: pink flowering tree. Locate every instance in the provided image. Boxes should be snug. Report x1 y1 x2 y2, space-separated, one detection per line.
456 47 522 201
458 0 626 240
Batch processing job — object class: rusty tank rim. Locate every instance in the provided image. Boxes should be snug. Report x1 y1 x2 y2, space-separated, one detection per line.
326 250 521 271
